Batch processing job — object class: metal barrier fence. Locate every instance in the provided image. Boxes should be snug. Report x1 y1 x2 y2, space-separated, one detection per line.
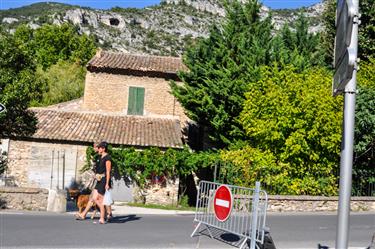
191 181 268 249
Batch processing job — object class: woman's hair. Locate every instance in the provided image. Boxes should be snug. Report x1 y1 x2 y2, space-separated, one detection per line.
98 141 108 152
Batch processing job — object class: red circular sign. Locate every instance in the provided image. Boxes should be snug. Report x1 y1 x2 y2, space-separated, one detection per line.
214 185 233 222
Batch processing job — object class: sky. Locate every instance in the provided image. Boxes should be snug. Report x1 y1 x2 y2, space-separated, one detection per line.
0 0 322 10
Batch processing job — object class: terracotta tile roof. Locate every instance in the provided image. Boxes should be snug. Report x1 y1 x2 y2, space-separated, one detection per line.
29 109 183 149
87 51 187 79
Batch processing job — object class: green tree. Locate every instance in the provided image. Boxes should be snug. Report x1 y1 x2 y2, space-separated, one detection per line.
320 0 336 66
220 145 282 192
171 0 274 147
273 14 324 70
358 0 375 61
14 24 96 69
321 0 375 63
33 60 87 106
0 30 42 138
11 24 96 106
321 0 375 194
237 66 342 195
353 59 375 194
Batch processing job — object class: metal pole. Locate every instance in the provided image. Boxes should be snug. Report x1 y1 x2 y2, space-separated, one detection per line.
57 151 60 190
74 148 79 183
50 150 54 189
213 163 217 183
62 151 65 190
250 181 260 249
336 0 358 248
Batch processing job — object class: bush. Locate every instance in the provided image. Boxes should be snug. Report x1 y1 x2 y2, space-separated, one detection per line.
32 60 86 106
236 66 343 196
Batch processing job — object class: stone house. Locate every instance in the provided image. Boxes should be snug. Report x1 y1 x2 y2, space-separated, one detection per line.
1 51 190 205
83 50 189 125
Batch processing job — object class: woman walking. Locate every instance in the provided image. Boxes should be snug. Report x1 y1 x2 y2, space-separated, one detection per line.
94 141 112 224
76 141 112 224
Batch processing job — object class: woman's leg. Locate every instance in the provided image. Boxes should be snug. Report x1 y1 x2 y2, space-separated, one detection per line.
106 205 113 220
94 193 105 223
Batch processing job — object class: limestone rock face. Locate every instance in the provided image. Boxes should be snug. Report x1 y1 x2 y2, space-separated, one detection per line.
2 17 19 23
0 1 325 55
100 14 126 29
64 9 99 28
163 0 226 16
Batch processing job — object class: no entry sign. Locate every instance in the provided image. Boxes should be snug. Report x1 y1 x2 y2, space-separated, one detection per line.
214 185 233 222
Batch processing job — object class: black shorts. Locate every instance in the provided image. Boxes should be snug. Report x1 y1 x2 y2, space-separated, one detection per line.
94 177 112 195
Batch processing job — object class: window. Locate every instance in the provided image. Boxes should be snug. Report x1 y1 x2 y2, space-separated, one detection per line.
127 87 145 115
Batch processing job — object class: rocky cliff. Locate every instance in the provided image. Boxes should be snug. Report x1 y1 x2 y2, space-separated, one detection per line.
0 1 325 56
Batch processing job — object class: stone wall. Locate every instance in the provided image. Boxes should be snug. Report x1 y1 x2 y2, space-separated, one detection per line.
267 195 375 212
132 178 179 206
6 140 88 189
82 72 189 125
1 185 374 212
0 187 49 211
5 139 30 187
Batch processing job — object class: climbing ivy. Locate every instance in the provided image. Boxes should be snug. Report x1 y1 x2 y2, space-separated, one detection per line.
85 146 221 189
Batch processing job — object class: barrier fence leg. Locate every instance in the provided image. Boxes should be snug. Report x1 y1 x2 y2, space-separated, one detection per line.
191 221 202 237
250 182 260 249
205 225 213 239
191 222 214 239
239 237 248 249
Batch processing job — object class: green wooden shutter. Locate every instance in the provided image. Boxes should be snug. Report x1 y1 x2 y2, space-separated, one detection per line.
128 87 144 115
135 87 145 115
128 87 136 115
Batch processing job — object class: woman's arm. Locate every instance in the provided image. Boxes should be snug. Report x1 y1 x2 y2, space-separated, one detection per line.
105 160 111 190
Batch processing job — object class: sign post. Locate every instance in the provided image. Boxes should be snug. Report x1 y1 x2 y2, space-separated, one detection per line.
213 185 233 222
0 103 5 113
333 0 359 248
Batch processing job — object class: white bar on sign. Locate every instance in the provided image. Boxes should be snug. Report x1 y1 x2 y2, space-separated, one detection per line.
216 199 229 208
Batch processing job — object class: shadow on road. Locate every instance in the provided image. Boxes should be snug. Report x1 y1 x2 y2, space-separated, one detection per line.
67 200 78 212
194 226 276 249
318 244 329 249
108 214 141 224
196 226 243 248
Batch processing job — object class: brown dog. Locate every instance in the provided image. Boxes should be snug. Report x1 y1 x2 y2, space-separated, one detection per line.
68 189 98 219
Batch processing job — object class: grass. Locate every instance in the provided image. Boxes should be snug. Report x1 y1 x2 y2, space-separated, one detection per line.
121 202 196 211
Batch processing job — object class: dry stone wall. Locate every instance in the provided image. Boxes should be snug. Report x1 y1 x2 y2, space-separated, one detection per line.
132 178 179 206
267 195 375 212
0 187 49 211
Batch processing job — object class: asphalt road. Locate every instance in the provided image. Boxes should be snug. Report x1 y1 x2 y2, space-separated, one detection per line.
0 211 374 248
266 212 374 249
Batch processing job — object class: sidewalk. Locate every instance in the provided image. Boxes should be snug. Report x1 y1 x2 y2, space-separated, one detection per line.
67 201 195 215
111 202 195 215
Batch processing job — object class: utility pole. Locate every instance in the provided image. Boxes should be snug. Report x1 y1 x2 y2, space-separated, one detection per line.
332 0 359 248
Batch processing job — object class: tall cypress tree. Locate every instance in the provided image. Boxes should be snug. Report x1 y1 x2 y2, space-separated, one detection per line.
358 0 375 61
171 0 274 148
321 0 375 63
273 14 324 70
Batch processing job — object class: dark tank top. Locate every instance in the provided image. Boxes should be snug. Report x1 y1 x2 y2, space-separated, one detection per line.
96 154 111 176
